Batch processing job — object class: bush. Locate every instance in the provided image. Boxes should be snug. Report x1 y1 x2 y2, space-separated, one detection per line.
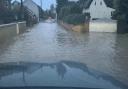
58 3 82 20
0 9 15 24
58 6 71 20
63 14 86 25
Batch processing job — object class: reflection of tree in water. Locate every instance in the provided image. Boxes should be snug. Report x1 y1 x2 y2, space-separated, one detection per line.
56 63 67 78
22 69 26 85
38 63 67 78
0 61 127 89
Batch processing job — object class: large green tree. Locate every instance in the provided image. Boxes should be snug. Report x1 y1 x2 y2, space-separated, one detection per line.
0 0 14 24
56 0 68 14
58 2 82 20
113 0 128 33
0 0 12 9
77 0 88 8
114 0 128 21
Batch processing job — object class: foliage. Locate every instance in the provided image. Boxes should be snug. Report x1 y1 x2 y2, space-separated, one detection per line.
56 0 86 25
104 0 114 8
58 6 71 20
49 4 56 19
70 3 82 14
43 4 56 19
113 0 128 21
58 3 82 20
0 0 20 24
56 0 68 14
0 9 15 24
63 14 86 25
77 0 88 8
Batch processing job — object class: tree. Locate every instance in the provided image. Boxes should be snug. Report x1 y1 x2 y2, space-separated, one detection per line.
70 3 82 14
77 0 88 8
59 2 82 19
113 0 128 33
56 0 68 14
104 0 114 8
49 4 56 19
58 6 71 20
114 0 128 21
0 0 14 24
0 0 12 9
50 4 55 12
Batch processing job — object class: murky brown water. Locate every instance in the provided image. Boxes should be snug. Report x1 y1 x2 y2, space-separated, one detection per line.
0 22 128 88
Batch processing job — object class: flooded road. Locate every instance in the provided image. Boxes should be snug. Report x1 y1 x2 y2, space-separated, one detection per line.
0 22 128 88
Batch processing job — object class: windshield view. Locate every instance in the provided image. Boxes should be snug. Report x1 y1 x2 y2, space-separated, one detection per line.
0 0 128 89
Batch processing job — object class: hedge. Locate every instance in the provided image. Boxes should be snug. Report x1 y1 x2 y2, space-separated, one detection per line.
63 14 86 25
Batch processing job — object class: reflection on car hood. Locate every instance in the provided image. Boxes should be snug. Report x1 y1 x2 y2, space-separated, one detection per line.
0 61 127 89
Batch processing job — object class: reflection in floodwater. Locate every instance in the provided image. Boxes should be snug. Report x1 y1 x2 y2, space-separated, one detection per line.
0 61 127 89
0 23 128 89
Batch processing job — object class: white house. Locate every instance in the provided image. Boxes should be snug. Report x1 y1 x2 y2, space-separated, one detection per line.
83 0 115 20
23 0 39 22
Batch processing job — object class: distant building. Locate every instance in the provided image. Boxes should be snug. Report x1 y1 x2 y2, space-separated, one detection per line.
23 0 40 22
83 0 115 20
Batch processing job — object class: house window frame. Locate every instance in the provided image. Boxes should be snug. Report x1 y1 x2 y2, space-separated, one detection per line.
100 1 102 5
95 2 96 5
111 11 114 16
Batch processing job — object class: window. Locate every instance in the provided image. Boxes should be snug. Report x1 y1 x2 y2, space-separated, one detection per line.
95 2 96 5
100 1 102 5
111 11 113 16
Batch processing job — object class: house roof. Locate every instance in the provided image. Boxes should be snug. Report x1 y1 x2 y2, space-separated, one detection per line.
24 0 43 10
84 0 114 9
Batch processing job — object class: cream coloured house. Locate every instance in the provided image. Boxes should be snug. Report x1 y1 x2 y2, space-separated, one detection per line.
83 0 115 20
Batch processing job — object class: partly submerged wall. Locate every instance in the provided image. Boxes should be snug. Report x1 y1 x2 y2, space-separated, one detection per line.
89 20 117 32
59 20 117 33
0 22 26 43
59 21 89 32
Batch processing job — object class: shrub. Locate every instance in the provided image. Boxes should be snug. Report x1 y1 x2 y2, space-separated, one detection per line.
63 14 86 25
0 9 15 24
58 6 71 20
58 3 82 20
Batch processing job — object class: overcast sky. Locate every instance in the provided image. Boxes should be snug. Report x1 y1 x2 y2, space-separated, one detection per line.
14 0 78 10
13 0 56 10
33 0 56 10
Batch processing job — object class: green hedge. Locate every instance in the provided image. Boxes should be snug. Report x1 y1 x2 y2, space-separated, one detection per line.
0 10 15 24
63 14 86 25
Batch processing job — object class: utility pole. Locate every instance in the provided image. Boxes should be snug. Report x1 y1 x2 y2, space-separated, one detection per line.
21 0 24 20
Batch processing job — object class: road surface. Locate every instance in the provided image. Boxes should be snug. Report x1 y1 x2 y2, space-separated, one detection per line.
0 22 128 87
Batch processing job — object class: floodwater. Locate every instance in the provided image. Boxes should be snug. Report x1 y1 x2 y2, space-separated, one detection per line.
0 22 128 89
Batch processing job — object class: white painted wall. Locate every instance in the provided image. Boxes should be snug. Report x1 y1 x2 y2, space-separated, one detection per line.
83 0 115 20
23 0 39 21
89 20 117 32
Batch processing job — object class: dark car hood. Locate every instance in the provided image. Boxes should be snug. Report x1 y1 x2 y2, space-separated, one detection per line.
0 61 127 89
